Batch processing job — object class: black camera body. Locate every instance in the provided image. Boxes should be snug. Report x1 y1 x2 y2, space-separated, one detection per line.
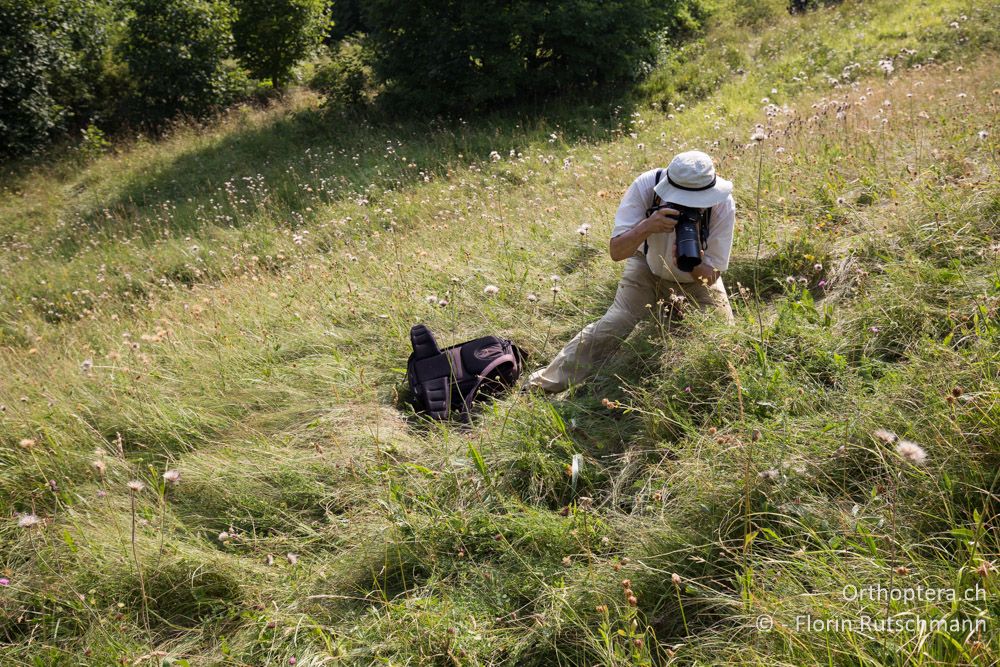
647 202 711 272
666 202 710 272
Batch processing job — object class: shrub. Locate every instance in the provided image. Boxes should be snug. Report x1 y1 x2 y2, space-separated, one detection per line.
360 0 707 113
120 0 238 123
310 37 375 107
231 0 331 88
0 0 117 157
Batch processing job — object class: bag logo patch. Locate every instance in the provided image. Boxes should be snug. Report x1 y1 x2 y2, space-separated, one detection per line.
474 344 504 360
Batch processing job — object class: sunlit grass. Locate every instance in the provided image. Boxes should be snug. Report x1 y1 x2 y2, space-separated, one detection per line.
1 0 998 664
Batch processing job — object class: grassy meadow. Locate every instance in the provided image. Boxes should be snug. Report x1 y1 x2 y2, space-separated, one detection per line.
2 0 999 664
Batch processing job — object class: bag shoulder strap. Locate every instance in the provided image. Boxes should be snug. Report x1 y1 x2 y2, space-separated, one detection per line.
454 350 519 423
643 168 664 256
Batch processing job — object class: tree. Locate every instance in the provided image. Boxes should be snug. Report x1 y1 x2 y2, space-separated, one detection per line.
360 0 705 113
231 0 331 88
0 0 118 156
121 0 237 122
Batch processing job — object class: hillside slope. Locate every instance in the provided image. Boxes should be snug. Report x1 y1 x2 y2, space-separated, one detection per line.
1 1 999 665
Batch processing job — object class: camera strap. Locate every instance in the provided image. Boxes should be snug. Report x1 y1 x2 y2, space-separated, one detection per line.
643 168 664 256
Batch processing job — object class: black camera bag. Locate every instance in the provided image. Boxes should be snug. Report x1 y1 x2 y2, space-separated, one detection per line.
406 323 526 422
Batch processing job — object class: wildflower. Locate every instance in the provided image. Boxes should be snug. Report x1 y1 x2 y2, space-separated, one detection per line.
287 552 298 565
489 151 502 162
595 604 608 613
949 21 959 28
878 59 894 75
814 263 823 272
578 496 593 511
526 293 538 302
18 438 36 449
978 130 989 141
576 223 591 236
0 578 8 586
80 359 93 373
162 470 181 485
957 93 967 99
836 197 846 205
289 658 297 666
437 298 449 307
127 480 145 493
551 285 561 294
91 460 106 476
873 429 897 444
895 440 927 465
561 555 572 567
759 469 780 481
750 125 767 142
627 594 638 606
483 284 500 296
424 294 438 304
18 514 41 528
976 561 994 578
895 565 911 575
218 531 230 541
672 573 682 586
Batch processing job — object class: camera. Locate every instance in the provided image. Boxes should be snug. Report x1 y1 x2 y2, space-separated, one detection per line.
668 202 705 272
648 202 710 272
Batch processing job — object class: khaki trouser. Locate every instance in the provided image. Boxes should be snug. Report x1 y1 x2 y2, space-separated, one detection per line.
526 251 734 393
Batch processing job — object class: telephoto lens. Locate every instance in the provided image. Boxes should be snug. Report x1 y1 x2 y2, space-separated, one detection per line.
668 202 703 272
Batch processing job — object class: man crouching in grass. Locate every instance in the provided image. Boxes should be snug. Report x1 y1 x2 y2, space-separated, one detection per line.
523 150 736 394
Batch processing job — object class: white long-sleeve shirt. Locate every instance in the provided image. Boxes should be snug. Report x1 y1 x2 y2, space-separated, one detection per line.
610 168 735 283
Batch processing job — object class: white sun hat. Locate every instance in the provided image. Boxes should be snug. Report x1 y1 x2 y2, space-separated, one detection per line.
653 150 733 208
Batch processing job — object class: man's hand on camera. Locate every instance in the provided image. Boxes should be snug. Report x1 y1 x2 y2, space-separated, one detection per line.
690 262 720 285
639 208 679 237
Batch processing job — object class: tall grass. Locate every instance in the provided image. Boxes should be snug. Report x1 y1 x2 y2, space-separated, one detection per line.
1 0 998 664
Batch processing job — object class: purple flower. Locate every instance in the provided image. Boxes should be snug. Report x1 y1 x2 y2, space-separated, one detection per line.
818 280 827 288
684 386 692 393
0 577 9 586
870 326 880 333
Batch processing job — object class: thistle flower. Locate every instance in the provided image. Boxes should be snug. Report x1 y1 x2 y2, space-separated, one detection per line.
895 440 927 465
873 429 897 444
127 480 145 493
759 469 780 481
80 359 93 373
162 470 181 485
483 284 500 296
218 531 230 542
671 573 682 586
18 438 36 449
526 293 538 302
576 223 591 236
18 514 41 528
750 125 767 142
286 552 298 565
92 460 106 476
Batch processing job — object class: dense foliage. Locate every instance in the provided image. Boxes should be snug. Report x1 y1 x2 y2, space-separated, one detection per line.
120 0 238 122
0 0 117 156
361 0 706 112
231 0 331 87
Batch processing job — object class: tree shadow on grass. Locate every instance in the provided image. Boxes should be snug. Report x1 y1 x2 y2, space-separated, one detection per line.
56 91 638 258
